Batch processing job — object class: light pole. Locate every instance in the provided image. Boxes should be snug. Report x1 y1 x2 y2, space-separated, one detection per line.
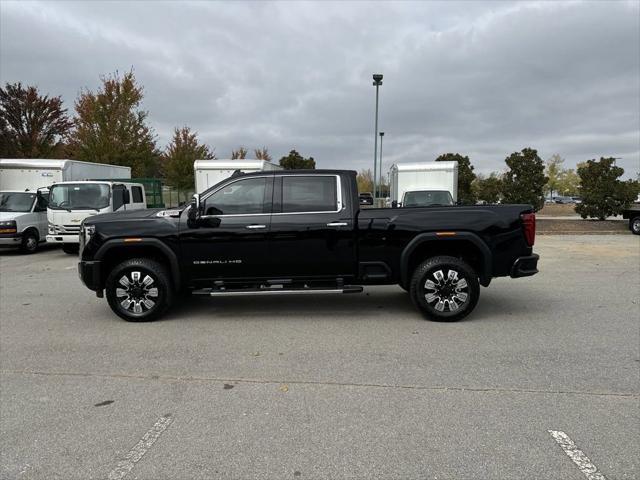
372 74 383 201
379 131 385 198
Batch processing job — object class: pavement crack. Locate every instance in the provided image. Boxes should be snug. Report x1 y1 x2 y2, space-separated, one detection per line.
2 369 637 399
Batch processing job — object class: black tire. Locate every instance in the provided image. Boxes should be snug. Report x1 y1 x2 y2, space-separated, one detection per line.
62 244 79 255
409 256 480 322
19 230 38 254
105 258 174 322
630 217 640 235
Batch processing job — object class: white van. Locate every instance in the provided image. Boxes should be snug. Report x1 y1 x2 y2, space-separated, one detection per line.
47 181 146 254
0 189 50 253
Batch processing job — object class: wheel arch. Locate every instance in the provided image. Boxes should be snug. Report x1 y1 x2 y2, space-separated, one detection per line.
95 239 181 290
400 232 492 288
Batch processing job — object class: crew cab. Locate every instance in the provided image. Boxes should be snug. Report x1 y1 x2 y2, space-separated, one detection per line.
78 170 539 322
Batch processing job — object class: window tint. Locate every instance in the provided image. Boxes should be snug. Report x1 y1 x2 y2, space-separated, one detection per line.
132 186 144 203
282 176 337 213
203 177 267 215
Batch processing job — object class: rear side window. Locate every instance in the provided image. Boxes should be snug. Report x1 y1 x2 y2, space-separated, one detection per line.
132 186 144 203
282 176 337 213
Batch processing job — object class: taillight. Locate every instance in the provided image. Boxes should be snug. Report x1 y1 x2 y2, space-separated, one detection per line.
521 212 535 247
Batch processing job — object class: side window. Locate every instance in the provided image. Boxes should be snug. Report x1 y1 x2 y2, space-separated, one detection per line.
282 176 337 213
113 186 125 211
34 193 49 212
132 186 144 203
203 177 267 216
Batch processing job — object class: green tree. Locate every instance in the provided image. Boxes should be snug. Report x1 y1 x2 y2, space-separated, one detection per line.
501 148 547 211
556 168 580 196
231 147 247 159
473 172 503 204
279 149 315 169
254 147 271 161
435 152 476 204
575 157 640 220
0 82 72 158
545 154 564 198
70 71 159 177
163 126 215 192
357 169 373 193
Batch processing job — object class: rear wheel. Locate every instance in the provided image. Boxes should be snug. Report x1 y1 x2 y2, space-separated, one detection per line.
19 230 38 254
62 244 79 255
106 258 174 322
630 216 640 235
409 256 480 322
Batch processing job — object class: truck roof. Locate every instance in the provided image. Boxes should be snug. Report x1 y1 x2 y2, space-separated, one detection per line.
231 169 357 176
390 161 458 172
0 158 130 170
194 159 282 169
51 180 143 186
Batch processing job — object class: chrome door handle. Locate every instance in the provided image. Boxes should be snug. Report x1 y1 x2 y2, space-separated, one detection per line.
327 222 348 227
246 224 266 229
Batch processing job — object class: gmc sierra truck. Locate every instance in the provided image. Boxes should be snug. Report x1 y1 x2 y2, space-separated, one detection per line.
78 170 539 322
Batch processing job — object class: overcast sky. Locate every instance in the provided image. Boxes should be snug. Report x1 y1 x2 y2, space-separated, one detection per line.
1 0 639 177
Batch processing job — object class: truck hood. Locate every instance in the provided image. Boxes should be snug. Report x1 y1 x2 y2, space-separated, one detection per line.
0 211 30 221
84 208 180 225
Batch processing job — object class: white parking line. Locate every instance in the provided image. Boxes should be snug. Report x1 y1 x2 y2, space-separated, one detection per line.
107 415 173 480
548 430 607 480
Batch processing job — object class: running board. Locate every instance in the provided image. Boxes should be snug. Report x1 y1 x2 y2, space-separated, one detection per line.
193 286 363 297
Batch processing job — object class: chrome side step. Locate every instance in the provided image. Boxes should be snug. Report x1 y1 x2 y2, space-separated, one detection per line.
193 286 363 297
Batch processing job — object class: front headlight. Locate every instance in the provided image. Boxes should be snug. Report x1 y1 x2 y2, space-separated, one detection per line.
82 224 96 244
0 220 17 234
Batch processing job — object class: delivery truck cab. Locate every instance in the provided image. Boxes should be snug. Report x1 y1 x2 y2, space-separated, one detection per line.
0 189 50 254
47 181 146 254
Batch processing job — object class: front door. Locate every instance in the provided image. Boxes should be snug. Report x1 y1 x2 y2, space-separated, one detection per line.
267 174 355 278
179 175 273 283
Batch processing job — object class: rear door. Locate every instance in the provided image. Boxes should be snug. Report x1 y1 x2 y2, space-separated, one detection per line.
267 174 355 278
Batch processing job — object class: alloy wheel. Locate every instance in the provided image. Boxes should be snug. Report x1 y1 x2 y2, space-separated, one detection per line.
423 269 469 312
115 271 159 315
633 218 640 234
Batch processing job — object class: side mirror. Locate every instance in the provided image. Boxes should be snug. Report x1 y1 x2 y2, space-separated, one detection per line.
187 194 201 228
391 200 398 209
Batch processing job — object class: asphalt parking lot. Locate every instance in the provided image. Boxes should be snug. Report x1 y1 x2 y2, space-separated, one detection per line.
1 235 638 480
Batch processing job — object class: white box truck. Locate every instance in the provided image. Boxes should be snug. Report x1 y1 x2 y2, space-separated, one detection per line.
194 159 282 192
0 159 130 254
389 161 459 207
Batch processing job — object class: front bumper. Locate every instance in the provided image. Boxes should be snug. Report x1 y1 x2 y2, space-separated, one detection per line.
47 234 79 244
510 254 539 278
0 234 22 247
78 260 102 292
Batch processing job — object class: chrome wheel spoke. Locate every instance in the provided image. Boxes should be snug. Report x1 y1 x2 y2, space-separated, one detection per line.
146 287 159 297
142 275 154 287
448 298 460 311
424 279 437 290
425 293 438 303
142 299 155 309
119 276 131 287
433 270 445 282
120 299 132 309
434 300 445 311
116 288 128 298
133 301 143 314
131 271 141 282
454 292 468 303
447 270 459 281
455 278 468 289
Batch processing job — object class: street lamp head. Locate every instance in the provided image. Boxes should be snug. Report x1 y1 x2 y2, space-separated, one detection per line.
372 73 383 85
379 132 385 137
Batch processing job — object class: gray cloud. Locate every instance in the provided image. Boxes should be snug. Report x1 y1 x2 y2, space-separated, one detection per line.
1 0 638 177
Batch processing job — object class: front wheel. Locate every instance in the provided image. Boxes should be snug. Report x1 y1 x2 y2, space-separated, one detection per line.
630 217 640 235
19 231 38 254
409 256 480 322
105 258 174 322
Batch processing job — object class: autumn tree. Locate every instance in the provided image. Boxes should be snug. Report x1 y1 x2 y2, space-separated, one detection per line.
70 71 159 177
231 147 247 159
279 149 316 169
163 126 215 192
501 148 547 211
545 154 564 198
435 153 476 204
357 169 374 193
556 168 580 196
473 173 503 204
254 147 271 161
575 158 640 220
0 82 72 158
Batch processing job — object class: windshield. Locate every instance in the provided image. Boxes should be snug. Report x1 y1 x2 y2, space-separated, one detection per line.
0 192 36 212
49 184 110 210
403 190 454 207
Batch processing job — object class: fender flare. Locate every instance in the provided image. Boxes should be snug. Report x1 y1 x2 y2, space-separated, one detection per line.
94 238 181 289
400 232 493 287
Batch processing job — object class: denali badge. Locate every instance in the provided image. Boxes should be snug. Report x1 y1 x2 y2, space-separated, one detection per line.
193 259 243 265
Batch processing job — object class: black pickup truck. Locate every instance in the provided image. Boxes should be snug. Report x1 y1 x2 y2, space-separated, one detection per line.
78 170 539 322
